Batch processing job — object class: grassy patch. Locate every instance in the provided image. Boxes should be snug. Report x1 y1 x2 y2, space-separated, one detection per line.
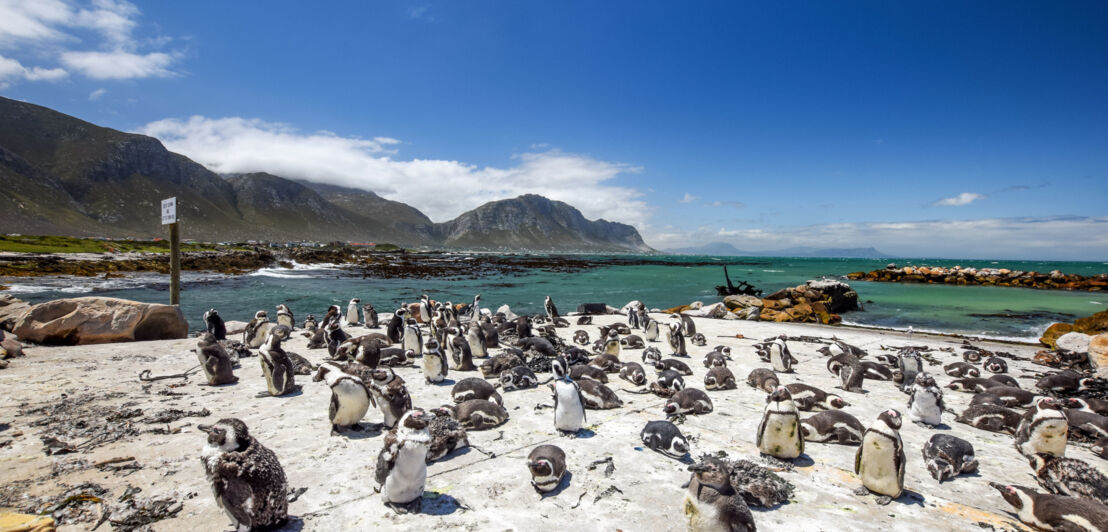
0 235 224 254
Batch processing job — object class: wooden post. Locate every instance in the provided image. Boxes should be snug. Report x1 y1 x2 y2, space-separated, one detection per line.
169 221 180 305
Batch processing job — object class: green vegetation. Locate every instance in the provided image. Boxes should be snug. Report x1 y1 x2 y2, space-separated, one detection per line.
374 243 403 251
0 235 225 254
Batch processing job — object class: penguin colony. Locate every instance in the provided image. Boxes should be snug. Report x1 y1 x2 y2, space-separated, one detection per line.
106 297 1108 530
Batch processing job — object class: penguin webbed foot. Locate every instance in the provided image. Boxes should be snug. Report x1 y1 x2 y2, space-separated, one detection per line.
386 498 423 514
852 486 870 496
875 495 893 506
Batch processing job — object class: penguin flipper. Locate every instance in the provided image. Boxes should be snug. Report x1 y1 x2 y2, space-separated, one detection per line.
574 381 588 424
755 413 766 449
854 442 863 474
220 477 256 530
375 432 400 486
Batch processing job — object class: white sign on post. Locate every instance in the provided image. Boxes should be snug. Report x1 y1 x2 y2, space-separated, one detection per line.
161 197 177 225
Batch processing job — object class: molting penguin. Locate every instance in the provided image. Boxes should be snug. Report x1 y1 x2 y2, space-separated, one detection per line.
907 373 945 426
921 434 977 483
196 332 237 386
275 304 294 329
757 386 804 459
303 314 318 333
243 310 272 348
203 309 227 341
527 444 567 494
683 457 757 532
199 418 288 531
375 410 432 513
346 298 361 326
258 327 299 396
551 357 588 434
363 303 379 328
425 407 469 463
992 483 1108 532
800 410 865 445
855 410 905 501
370 368 413 429
641 420 689 459
1027 453 1108 505
1015 397 1068 458
313 362 373 433
421 337 448 384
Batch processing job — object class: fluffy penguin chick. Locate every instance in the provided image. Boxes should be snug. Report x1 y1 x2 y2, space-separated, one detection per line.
855 410 905 500
921 434 977 483
199 418 288 531
527 444 567 493
1027 453 1108 505
375 410 432 513
907 373 945 426
757 386 803 459
683 457 757 532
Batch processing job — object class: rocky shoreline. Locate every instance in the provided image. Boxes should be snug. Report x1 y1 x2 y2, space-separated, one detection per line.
847 264 1108 291
666 279 860 325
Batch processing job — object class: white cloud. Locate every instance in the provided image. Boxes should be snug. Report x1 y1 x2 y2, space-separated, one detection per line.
646 216 1108 260
0 0 178 84
711 200 745 209
933 192 985 207
0 53 67 87
680 193 697 203
138 116 650 227
61 49 173 79
88 87 106 100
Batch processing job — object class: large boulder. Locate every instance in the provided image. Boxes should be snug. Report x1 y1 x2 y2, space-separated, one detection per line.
1039 309 1108 348
0 294 33 331
1089 333 1108 378
723 295 763 310
12 297 188 345
806 279 860 313
1055 332 1091 353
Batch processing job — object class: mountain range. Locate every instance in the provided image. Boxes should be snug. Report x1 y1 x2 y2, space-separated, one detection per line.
0 96 650 252
665 241 891 259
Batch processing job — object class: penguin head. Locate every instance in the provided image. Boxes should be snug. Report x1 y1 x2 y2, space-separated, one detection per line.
1065 398 1089 411
827 394 848 409
551 357 570 381
687 457 730 489
670 436 689 457
991 483 1030 510
915 373 936 389
878 409 902 430
663 400 678 416
254 310 268 320
350 298 360 304
400 409 429 430
270 325 291 340
430 405 456 420
395 308 408 318
197 332 217 347
425 338 440 351
527 457 554 478
198 418 248 452
372 367 397 384
312 362 337 383
204 309 219 319
768 386 792 404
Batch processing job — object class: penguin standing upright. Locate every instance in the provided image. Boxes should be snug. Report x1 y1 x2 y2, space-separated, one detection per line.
666 323 687 357
375 410 432 513
897 349 923 391
544 296 559 320
757 386 804 459
855 410 905 501
551 357 587 434
363 303 379 328
643 316 660 342
275 304 295 329
387 308 406 344
346 298 361 326
199 418 288 531
204 309 227 341
196 332 238 386
907 373 945 426
419 295 433 325
403 319 423 357
768 337 796 373
422 338 448 384
313 362 373 433
603 331 621 358
258 327 299 396
466 323 488 359
243 310 272 348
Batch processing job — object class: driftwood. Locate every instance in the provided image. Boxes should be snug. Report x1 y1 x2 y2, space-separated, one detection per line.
715 266 763 297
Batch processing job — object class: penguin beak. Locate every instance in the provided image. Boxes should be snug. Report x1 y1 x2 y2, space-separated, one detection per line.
686 463 710 472
197 424 213 434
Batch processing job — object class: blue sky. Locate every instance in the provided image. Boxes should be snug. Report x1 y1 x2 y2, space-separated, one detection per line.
1 1 1106 259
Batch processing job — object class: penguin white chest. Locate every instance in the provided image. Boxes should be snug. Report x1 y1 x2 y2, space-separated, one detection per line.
1025 417 1068 456
910 391 942 425
759 412 801 458
859 433 901 497
554 383 585 431
682 493 725 532
330 380 370 426
770 350 789 372
403 332 422 355
383 442 429 503
422 354 444 382
466 334 486 358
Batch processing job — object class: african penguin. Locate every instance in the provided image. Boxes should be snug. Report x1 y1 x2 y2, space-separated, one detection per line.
704 367 737 390
683 457 757 532
643 317 660 342
258 327 299 396
451 399 510 430
576 379 623 409
983 356 1007 374
746 368 779 393
313 362 373 433
757 386 804 459
451 377 503 406
619 362 648 386
199 418 288 530
243 310 272 348
362 303 379 328
544 296 559 320
275 304 294 329
907 373 945 426
196 332 238 386
992 483 1108 532
375 410 432 513
203 308 227 341
944 362 979 378
769 337 796 373
921 434 977 483
527 444 567 493
855 410 905 500
955 403 1022 434
346 298 361 326
666 322 687 357
1015 397 1069 457
402 319 423 356
1027 453 1108 505
640 420 689 459
387 308 406 344
784 383 847 411
664 388 713 416
551 357 587 434
499 365 538 391
801 410 864 445
421 338 448 384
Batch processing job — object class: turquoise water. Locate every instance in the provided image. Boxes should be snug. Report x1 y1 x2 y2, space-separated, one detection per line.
5 255 1107 341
